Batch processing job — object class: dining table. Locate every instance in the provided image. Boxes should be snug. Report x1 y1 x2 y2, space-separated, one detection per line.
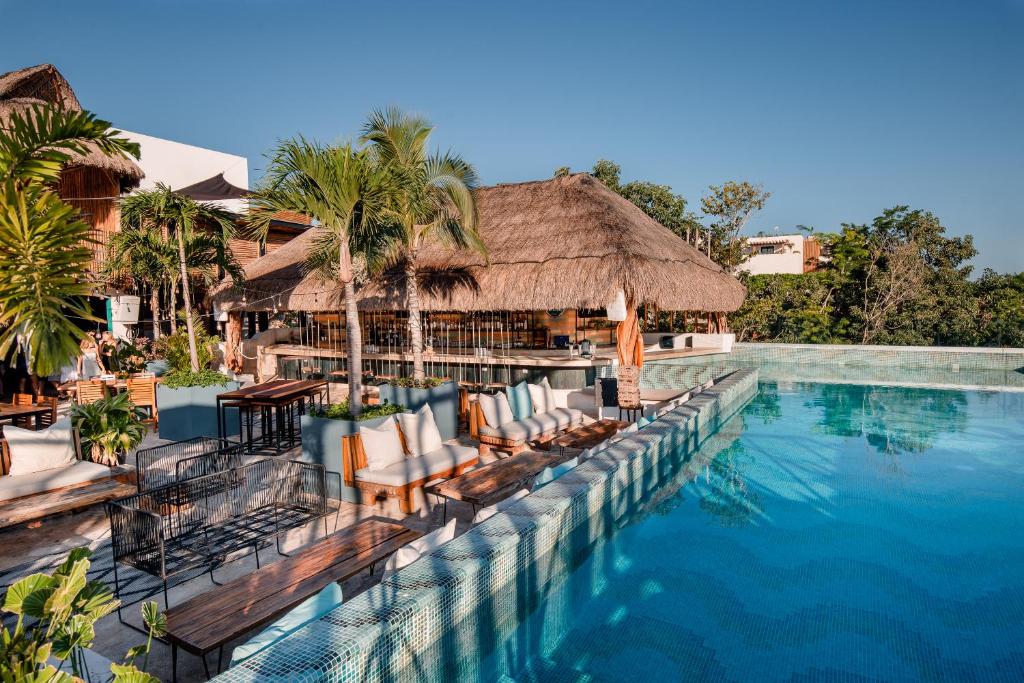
0 402 54 434
216 379 328 453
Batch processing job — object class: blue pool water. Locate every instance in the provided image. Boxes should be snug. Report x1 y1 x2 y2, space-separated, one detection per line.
485 382 1024 682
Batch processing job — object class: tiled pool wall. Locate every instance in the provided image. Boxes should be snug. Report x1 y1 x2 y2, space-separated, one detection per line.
639 342 1024 391
214 368 760 683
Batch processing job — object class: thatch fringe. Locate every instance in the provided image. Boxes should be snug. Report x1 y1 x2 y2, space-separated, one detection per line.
0 65 143 187
213 173 746 313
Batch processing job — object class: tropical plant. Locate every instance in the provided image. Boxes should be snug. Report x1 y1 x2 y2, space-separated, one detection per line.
71 392 147 466
362 107 485 381
388 376 444 388
157 314 230 388
103 223 176 339
310 400 404 421
113 339 149 376
0 547 165 683
119 185 241 371
0 104 139 376
248 138 399 417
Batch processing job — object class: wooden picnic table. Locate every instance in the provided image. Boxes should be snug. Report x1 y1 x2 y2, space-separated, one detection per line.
426 450 577 520
0 403 54 433
165 518 420 682
552 419 629 455
216 379 328 452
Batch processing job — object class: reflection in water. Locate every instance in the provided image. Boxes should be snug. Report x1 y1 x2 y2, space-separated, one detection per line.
808 383 969 458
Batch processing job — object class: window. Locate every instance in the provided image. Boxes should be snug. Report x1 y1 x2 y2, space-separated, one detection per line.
759 245 776 255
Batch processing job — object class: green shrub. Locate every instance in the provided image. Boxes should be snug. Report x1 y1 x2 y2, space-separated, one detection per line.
71 392 147 466
161 368 232 389
310 400 405 421
156 315 219 374
388 376 445 389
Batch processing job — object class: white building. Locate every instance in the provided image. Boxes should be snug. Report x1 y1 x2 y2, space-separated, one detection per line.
120 130 249 213
741 234 821 275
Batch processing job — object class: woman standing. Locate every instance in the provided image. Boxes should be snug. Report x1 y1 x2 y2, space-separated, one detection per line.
78 336 103 379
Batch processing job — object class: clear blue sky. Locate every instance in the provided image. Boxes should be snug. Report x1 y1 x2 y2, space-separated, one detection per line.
4 0 1022 272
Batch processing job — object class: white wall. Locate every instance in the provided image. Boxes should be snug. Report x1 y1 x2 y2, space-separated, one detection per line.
742 235 805 275
120 130 249 213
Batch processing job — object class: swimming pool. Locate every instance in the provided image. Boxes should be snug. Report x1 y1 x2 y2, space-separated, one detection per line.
479 382 1024 681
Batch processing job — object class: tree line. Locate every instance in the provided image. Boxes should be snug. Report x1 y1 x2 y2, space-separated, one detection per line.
564 160 1024 348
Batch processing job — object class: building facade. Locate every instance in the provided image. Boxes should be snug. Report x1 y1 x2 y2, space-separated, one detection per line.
741 234 821 275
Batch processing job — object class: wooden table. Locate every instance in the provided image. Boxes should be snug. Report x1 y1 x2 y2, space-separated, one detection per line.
551 419 629 456
165 518 420 682
0 403 54 433
216 379 328 452
426 450 577 521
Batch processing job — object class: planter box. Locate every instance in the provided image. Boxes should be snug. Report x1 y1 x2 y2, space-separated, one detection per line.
377 380 459 441
299 413 394 503
157 382 240 442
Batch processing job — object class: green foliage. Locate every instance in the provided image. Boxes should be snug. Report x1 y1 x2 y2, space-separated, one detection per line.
700 181 771 268
113 340 150 376
310 400 405 421
388 376 444 388
159 316 219 373
0 548 163 682
161 368 232 389
71 392 147 466
0 104 139 376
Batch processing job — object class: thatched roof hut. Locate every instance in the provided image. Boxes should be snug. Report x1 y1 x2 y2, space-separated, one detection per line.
213 173 746 313
0 64 143 189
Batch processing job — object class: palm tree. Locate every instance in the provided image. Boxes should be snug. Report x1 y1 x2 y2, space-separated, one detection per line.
119 186 240 371
104 224 175 339
362 107 484 381
0 104 139 376
247 138 398 417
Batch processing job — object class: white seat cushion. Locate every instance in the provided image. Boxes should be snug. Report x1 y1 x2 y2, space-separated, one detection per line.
359 418 406 471
0 460 110 501
383 518 457 575
477 392 515 428
396 404 444 458
527 377 557 413
4 418 76 476
355 444 477 487
478 408 584 442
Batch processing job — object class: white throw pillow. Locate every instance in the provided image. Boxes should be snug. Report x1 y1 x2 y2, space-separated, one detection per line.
383 518 457 575
528 377 557 413
477 392 515 428
396 404 444 458
4 419 77 477
472 488 529 525
358 418 405 471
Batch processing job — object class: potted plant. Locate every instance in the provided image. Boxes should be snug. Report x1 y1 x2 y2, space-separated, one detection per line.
300 400 405 501
112 339 149 379
155 321 240 441
377 377 459 441
71 392 147 466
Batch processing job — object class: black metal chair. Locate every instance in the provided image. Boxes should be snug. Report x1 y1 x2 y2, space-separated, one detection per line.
135 436 244 493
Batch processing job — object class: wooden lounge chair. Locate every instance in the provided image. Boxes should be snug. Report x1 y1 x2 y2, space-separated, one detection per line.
341 429 478 514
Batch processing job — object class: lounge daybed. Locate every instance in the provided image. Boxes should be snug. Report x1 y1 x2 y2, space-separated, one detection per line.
341 404 478 514
469 378 584 457
0 419 135 529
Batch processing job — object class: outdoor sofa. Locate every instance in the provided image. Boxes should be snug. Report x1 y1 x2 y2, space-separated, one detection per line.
469 378 585 456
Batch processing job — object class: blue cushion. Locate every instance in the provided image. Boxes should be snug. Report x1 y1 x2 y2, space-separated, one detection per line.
532 457 579 490
505 381 533 421
636 415 655 429
230 583 343 666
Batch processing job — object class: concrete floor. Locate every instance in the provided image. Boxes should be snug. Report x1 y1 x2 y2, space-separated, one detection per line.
0 427 517 683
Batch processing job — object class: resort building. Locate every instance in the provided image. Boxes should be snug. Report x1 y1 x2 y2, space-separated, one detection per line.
741 233 821 275
213 173 746 388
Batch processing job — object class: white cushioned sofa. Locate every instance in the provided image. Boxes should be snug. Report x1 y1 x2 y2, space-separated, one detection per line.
470 378 585 456
340 406 478 514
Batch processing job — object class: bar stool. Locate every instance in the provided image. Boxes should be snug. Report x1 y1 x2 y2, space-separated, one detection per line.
221 401 257 451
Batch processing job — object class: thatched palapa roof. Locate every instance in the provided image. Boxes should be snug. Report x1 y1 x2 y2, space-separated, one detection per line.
213 173 746 313
0 64 143 188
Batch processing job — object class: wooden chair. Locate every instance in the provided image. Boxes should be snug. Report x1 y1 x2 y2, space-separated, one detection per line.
11 393 34 429
126 377 158 426
34 396 58 428
76 380 108 405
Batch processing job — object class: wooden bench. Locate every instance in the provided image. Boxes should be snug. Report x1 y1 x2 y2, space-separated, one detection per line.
165 518 421 681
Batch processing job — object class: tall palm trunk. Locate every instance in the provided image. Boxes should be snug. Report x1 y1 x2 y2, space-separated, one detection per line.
340 243 363 416
174 226 200 371
405 249 425 381
167 280 178 334
149 283 161 340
